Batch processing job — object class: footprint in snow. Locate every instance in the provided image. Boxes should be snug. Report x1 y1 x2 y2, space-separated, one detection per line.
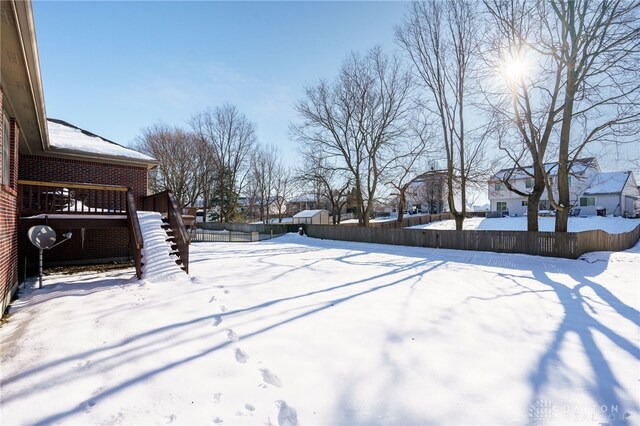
208 296 217 303
77 400 97 412
259 368 282 387
235 348 249 363
212 316 222 327
220 306 228 313
245 403 255 412
224 289 230 294
276 401 298 426
213 393 222 403
226 329 240 342
212 416 224 424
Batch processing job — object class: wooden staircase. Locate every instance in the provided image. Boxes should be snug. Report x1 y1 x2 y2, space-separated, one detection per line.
142 190 190 274
161 216 186 271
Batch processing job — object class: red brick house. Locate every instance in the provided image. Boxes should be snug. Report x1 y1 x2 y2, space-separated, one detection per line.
1 0 189 313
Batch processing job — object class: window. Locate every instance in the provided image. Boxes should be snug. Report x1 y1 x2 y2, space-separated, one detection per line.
494 182 505 191
521 200 528 207
580 196 595 207
2 112 10 187
496 201 507 211
525 178 534 189
539 200 550 210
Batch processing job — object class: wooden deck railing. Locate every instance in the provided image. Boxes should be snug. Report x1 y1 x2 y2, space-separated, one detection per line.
18 180 129 216
127 192 144 279
142 190 190 273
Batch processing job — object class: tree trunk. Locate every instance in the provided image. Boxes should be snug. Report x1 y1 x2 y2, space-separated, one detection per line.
396 191 406 226
527 191 542 232
453 213 464 230
555 81 576 232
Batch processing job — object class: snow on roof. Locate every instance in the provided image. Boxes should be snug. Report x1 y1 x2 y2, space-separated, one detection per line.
293 209 326 218
47 119 155 162
584 171 631 195
289 193 319 203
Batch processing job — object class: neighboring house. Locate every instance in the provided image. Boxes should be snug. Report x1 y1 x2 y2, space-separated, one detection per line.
488 157 639 216
241 195 286 221
287 193 330 216
404 169 456 214
580 171 639 217
292 209 330 225
1 0 187 314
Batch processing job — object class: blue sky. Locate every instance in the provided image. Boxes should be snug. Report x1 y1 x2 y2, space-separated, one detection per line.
33 1 409 157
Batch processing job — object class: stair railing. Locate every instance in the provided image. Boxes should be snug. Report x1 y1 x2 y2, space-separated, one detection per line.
126 191 144 279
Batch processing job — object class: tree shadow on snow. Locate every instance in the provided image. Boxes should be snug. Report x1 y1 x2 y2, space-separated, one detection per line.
2 236 638 425
2 240 446 425
524 259 639 425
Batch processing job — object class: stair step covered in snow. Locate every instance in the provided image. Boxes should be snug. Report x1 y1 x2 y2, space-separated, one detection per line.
137 211 187 281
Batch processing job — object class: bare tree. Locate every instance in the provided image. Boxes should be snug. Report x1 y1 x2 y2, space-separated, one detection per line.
272 161 295 223
249 144 278 223
135 123 201 208
550 0 640 231
396 0 486 230
194 134 218 223
191 104 257 222
292 46 413 226
385 121 433 225
299 152 352 224
483 0 565 231
485 0 640 231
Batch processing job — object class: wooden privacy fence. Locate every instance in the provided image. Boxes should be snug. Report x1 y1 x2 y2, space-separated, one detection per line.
304 223 640 259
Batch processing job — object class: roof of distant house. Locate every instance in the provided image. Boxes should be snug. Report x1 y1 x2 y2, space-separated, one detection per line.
493 157 598 180
583 171 632 195
411 169 450 183
293 209 327 218
46 119 157 166
289 193 320 203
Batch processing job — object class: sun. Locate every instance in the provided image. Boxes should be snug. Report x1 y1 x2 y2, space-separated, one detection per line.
500 53 529 83
504 60 526 80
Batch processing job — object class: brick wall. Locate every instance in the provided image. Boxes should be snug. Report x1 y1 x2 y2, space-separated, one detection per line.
19 154 148 204
18 225 131 267
18 154 149 268
0 88 20 313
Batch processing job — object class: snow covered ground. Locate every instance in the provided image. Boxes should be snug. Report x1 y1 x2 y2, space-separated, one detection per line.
412 215 640 234
1 234 638 425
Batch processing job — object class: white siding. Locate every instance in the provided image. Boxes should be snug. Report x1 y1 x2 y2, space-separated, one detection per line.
621 174 639 216
578 194 618 216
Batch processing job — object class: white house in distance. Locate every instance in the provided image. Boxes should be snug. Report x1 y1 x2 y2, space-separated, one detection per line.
489 157 639 217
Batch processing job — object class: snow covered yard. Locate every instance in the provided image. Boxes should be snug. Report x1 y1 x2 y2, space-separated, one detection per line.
412 215 640 234
1 234 638 425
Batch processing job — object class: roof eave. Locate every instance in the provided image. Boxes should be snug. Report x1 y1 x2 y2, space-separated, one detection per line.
1 0 49 153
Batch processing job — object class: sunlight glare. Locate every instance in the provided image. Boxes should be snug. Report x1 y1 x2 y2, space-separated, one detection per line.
503 59 527 81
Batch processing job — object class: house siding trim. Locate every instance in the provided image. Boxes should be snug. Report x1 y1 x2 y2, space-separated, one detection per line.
0 88 21 314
